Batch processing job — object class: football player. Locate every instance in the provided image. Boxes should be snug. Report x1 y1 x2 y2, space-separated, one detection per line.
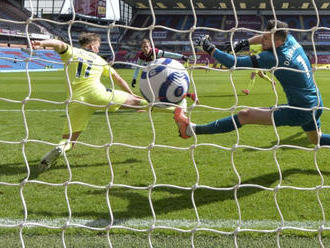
131 38 189 87
174 20 330 146
32 33 148 170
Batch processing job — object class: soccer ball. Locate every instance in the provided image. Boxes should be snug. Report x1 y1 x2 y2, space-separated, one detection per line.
139 58 190 107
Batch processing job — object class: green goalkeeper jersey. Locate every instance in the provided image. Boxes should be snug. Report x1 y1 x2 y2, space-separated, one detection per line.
59 45 115 89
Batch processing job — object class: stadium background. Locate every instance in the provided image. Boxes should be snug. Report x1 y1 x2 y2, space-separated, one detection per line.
1 0 330 70
1 1 330 248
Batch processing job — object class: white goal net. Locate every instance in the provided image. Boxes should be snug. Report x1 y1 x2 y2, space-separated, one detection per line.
0 0 329 247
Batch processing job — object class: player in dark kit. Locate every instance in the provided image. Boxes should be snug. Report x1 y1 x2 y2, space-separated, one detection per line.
131 38 189 87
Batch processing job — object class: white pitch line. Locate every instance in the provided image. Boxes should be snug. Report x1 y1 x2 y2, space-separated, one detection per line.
0 218 328 229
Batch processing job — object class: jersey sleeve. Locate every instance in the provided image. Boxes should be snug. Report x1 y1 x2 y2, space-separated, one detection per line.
212 48 253 68
59 45 74 63
213 48 277 69
132 58 144 80
254 51 276 69
158 49 183 60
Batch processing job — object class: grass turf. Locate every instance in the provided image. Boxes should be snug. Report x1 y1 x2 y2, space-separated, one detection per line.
0 68 329 247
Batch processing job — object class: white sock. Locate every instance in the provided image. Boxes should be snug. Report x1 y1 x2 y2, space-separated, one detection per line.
186 123 196 137
58 139 72 154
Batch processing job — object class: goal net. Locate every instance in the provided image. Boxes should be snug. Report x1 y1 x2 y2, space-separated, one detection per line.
0 0 329 247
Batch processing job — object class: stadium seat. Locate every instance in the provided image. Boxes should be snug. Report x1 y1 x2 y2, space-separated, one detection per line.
0 48 63 71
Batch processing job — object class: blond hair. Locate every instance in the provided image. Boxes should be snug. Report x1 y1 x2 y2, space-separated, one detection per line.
78 33 101 47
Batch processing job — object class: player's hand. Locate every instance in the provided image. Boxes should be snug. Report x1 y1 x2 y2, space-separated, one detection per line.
31 40 41 49
232 39 249 53
131 79 137 88
194 35 216 55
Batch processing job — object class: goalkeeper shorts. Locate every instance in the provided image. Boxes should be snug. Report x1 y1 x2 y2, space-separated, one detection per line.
273 105 323 132
62 87 130 134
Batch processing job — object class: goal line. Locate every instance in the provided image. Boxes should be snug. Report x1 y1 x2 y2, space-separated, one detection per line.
1 218 328 230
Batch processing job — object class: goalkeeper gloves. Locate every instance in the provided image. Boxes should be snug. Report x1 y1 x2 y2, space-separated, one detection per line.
224 39 249 53
131 79 137 88
195 35 216 55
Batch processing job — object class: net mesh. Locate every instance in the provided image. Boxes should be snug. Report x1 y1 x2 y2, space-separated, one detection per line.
0 0 329 247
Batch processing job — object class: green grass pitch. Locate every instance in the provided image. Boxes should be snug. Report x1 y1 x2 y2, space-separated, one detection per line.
0 68 329 247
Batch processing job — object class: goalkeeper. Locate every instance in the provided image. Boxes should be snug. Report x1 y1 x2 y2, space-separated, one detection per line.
32 33 148 170
174 20 330 146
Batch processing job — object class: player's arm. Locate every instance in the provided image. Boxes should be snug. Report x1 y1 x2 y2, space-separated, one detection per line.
157 49 189 62
196 36 253 68
132 58 143 87
31 39 67 54
114 73 135 95
105 66 135 95
212 49 274 69
232 35 263 52
195 35 274 69
224 35 263 53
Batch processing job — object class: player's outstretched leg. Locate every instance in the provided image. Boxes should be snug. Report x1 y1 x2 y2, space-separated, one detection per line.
39 139 72 171
174 107 193 139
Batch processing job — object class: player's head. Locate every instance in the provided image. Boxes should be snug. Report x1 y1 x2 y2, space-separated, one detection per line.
141 38 152 54
262 20 288 50
79 33 101 53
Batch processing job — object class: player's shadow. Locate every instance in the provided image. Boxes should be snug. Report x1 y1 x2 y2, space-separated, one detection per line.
0 160 40 179
25 167 330 224
243 132 312 151
80 168 330 224
0 158 142 181
271 131 312 147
